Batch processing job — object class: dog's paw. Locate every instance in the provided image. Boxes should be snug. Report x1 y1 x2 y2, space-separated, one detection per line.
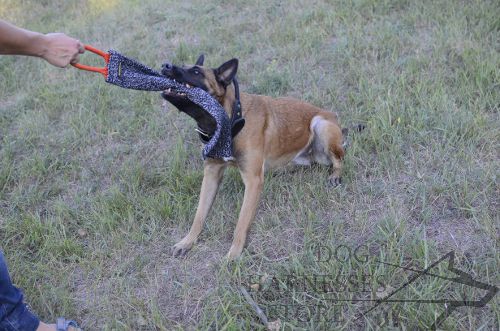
330 176 342 188
227 244 244 260
172 238 194 258
172 245 190 258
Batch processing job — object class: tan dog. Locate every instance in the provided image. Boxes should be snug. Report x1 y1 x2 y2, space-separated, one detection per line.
162 55 351 259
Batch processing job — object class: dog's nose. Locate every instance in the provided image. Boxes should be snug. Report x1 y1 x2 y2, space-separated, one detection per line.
162 62 173 70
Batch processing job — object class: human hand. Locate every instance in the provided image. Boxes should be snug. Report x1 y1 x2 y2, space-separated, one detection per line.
41 33 85 68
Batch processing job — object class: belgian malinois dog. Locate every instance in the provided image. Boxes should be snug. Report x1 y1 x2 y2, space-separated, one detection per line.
162 55 350 260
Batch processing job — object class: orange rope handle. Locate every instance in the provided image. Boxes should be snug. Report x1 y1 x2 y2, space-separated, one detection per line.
71 44 110 79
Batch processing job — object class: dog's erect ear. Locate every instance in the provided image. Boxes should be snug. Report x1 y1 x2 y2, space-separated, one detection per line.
214 58 238 87
195 54 204 66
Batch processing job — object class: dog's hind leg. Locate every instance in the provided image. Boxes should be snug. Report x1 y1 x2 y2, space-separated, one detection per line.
312 115 344 187
172 160 227 257
327 144 344 187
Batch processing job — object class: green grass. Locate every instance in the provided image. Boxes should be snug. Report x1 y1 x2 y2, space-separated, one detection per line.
1 0 499 329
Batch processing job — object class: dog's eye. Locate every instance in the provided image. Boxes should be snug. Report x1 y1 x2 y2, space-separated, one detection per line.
193 69 200 75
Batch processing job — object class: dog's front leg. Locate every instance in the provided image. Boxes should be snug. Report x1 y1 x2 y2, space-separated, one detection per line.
228 168 264 260
172 160 226 257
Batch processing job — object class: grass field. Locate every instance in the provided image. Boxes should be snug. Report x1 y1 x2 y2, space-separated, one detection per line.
1 0 499 329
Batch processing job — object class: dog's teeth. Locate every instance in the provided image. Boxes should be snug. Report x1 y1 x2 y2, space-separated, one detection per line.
167 88 171 92
186 84 192 88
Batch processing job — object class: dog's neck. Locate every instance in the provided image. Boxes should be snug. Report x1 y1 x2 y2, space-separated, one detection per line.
217 86 237 120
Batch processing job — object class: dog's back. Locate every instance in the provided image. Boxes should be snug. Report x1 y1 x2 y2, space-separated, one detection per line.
223 92 344 174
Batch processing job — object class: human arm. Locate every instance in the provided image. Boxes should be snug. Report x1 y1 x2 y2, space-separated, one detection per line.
0 19 84 67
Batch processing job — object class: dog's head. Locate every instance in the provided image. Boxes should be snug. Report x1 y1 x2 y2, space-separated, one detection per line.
161 55 238 131
161 54 238 101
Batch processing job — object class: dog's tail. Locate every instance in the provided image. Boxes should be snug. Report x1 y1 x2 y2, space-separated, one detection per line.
342 124 365 148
